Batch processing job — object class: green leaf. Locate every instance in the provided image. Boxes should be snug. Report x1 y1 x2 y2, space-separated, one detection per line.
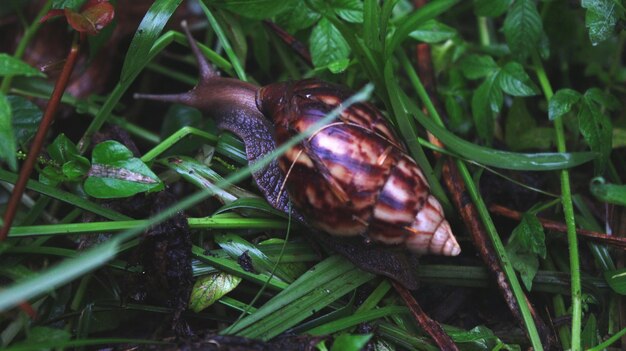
578 93 612 174
216 233 297 283
42 134 90 184
503 0 543 59
310 18 351 71
189 272 242 312
409 19 457 43
473 0 512 17
387 0 460 56
47 134 80 164
590 177 626 206
0 54 45 78
8 95 43 149
331 0 364 23
459 54 499 80
581 314 598 350
471 73 501 142
225 256 374 340
210 0 296 19
120 0 183 82
0 92 16 171
581 0 622 45
505 99 554 151
548 88 581 121
276 4 321 32
604 267 626 295
84 141 163 198
52 0 86 9
506 213 545 290
497 62 539 96
584 87 621 111
24 326 71 346
331 333 373 351
404 92 597 171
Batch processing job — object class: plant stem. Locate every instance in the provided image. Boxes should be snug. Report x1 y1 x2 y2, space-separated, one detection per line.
0 33 81 241
533 52 582 351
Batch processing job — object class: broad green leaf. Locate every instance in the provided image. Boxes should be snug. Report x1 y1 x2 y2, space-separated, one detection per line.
331 333 373 351
210 0 296 19
189 272 242 312
331 0 364 23
506 213 545 290
578 93 612 174
310 18 351 71
471 73 501 142
120 0 183 82
8 95 43 148
590 177 626 206
581 0 622 45
47 134 81 164
404 93 597 171
84 141 163 198
276 4 321 33
604 267 626 295
41 134 90 184
409 19 457 43
497 62 539 96
505 99 554 150
503 0 543 59
386 0 459 56
584 87 621 111
459 54 499 80
0 92 16 171
473 0 512 17
0 53 45 78
548 88 581 120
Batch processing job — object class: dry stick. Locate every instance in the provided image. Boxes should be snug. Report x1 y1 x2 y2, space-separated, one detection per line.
391 280 459 351
410 1 553 347
0 33 81 241
490 204 626 249
264 20 458 348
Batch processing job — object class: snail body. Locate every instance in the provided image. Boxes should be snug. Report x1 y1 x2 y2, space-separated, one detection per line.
136 23 460 258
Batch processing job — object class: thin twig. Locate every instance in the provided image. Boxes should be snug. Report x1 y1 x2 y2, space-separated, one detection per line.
262 20 313 67
490 204 626 248
0 33 82 240
391 280 459 351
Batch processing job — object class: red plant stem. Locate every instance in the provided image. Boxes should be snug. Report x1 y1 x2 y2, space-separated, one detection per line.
0 33 81 241
262 20 313 67
489 204 626 248
391 280 459 351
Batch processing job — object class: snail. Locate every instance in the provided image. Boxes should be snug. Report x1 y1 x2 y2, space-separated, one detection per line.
135 22 460 286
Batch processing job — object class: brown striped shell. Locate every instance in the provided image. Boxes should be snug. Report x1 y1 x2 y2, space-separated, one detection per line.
258 79 460 256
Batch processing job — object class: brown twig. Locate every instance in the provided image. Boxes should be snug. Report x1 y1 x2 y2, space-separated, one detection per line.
411 0 553 348
262 20 313 67
490 204 626 248
391 280 459 351
0 33 81 241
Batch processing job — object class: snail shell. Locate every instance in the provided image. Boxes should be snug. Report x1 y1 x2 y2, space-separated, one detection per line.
259 80 460 256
